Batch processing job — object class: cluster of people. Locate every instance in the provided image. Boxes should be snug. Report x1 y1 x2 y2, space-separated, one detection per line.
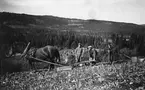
74 42 120 64
74 43 100 63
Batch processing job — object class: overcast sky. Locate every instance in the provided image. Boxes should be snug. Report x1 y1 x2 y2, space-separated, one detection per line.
0 0 145 24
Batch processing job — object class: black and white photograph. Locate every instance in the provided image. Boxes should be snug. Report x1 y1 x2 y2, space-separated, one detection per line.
0 0 145 90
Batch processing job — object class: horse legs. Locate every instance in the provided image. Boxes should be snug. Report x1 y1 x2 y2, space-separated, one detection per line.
50 64 55 71
50 58 55 71
44 64 54 71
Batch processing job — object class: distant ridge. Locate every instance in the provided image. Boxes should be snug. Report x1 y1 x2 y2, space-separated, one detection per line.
0 12 145 34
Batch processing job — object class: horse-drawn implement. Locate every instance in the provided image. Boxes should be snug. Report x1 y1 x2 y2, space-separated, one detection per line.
20 42 141 72
23 54 110 72
20 42 108 71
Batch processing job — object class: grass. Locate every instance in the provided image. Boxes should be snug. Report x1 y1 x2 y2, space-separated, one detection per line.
1 49 145 90
1 61 145 90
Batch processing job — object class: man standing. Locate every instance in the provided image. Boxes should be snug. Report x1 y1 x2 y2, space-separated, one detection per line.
75 43 83 62
88 46 98 61
88 46 93 61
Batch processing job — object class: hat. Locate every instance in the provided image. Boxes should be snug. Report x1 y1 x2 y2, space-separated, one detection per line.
88 46 92 48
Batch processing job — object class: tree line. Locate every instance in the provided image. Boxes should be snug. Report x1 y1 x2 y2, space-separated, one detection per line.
1 25 145 54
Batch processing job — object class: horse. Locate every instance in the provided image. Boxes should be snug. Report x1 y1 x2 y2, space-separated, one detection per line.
21 43 61 70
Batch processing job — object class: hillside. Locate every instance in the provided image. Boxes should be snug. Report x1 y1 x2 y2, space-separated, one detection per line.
0 12 145 34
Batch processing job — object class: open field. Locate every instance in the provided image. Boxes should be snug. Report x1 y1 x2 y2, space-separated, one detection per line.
1 61 145 90
1 49 145 90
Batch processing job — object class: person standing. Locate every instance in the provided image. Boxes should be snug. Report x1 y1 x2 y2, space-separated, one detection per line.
75 43 83 62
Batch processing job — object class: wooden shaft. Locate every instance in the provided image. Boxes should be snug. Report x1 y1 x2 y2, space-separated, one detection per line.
29 56 65 67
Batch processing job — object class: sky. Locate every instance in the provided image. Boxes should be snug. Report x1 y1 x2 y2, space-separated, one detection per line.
0 0 145 24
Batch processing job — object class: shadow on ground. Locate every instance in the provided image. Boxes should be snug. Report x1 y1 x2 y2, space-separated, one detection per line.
0 55 29 75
